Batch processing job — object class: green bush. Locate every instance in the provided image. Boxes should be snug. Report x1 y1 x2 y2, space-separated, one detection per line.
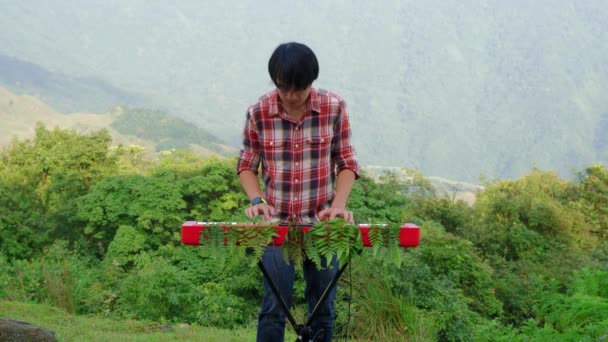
532 269 608 339
114 257 201 323
0 254 46 303
410 197 474 235
198 282 255 328
105 225 147 270
335 275 438 341
0 240 102 315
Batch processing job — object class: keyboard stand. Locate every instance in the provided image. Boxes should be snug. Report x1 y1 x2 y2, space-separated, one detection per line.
257 259 349 342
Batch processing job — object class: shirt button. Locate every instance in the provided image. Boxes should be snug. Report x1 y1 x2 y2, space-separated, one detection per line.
295 162 299 166
295 179 299 183
295 144 299 148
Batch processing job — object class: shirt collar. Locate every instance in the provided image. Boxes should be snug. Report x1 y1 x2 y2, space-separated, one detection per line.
269 88 320 116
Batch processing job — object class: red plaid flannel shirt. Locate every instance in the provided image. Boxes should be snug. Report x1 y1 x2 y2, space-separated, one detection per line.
237 88 359 223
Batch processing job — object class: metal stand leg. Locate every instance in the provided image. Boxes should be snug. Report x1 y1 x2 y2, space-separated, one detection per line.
258 260 349 342
257 261 299 334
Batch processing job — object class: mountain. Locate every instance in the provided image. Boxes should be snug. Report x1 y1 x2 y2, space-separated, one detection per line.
0 85 235 157
0 1 607 182
0 54 148 113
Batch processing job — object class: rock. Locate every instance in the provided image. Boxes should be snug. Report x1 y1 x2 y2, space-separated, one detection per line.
0 318 57 342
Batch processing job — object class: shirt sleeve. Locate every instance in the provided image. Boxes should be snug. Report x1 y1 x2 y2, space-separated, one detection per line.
236 108 261 175
332 100 359 178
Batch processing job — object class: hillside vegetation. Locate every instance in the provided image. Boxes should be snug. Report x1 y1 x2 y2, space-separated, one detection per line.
0 85 235 158
1 126 607 341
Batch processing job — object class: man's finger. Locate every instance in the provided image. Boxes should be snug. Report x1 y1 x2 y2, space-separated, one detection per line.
246 205 261 219
317 209 327 221
263 205 274 220
345 211 354 224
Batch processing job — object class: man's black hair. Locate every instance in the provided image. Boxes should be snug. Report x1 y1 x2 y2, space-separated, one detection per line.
268 42 319 90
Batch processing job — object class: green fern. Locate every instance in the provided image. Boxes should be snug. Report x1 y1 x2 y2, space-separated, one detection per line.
198 223 229 266
378 223 404 268
305 219 364 270
281 222 307 267
196 219 406 270
198 222 277 266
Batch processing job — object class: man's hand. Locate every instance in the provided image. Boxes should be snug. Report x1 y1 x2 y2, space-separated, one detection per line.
245 203 276 221
318 207 354 224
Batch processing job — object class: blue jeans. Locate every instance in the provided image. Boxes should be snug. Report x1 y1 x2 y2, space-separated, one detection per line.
256 247 338 342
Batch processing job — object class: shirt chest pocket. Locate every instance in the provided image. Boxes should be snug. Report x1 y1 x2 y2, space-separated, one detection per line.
306 135 332 165
260 138 289 169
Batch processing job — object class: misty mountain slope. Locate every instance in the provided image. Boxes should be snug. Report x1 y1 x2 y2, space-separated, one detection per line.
0 54 147 113
0 85 235 157
0 1 606 182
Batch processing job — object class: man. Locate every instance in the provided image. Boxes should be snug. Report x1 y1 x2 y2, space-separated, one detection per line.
237 42 359 342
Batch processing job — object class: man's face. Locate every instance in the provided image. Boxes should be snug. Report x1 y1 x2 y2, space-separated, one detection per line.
276 84 311 109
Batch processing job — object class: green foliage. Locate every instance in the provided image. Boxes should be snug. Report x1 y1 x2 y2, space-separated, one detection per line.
4 125 608 340
472 319 519 342
576 163 608 262
535 270 608 336
0 241 101 315
196 223 276 267
0 124 120 254
113 144 155 175
337 276 438 341
0 255 47 303
179 156 249 222
417 224 502 318
115 257 201 323
198 282 254 328
348 172 412 223
411 197 474 235
366 223 405 268
462 171 606 327
105 225 147 269
347 221 502 341
571 268 608 298
0 181 48 259
304 220 363 269
77 173 186 252
471 172 569 254
195 219 369 271
468 170 594 267
1 123 118 193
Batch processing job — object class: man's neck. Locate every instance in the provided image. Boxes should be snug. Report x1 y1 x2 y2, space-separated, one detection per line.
285 108 306 121
283 103 307 121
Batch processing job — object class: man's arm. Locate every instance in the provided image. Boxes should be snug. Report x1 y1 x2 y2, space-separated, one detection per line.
318 99 359 224
236 108 275 221
239 170 275 221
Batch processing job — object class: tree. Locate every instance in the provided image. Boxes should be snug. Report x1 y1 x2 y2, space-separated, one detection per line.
0 123 120 255
77 174 186 254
